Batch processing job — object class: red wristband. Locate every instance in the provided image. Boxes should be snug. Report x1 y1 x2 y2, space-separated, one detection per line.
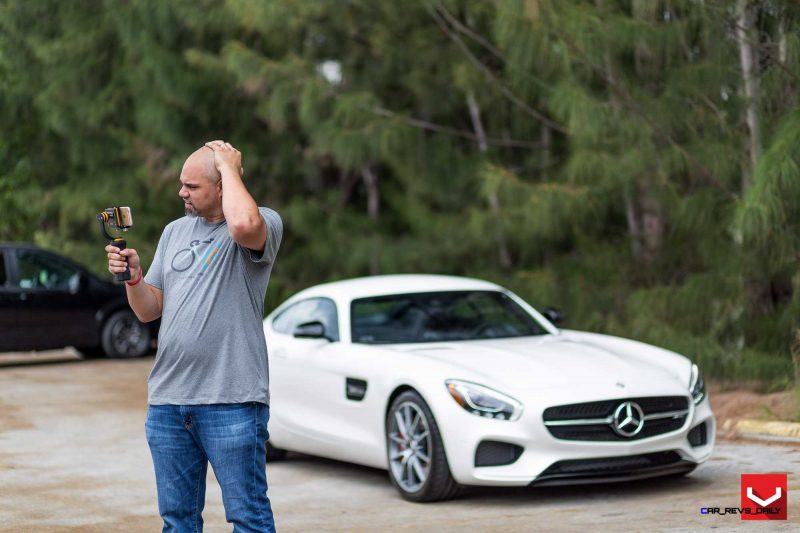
125 268 143 287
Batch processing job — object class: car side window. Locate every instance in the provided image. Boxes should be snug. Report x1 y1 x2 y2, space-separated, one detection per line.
0 252 6 286
271 304 298 334
272 297 340 341
15 250 80 292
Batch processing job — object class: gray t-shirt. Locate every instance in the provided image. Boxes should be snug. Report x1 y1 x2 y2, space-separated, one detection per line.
144 207 282 405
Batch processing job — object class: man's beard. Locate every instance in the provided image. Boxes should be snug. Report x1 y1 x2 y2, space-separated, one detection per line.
185 204 198 217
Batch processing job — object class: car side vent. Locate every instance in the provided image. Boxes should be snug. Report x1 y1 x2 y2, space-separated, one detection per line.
474 440 524 467
687 422 707 447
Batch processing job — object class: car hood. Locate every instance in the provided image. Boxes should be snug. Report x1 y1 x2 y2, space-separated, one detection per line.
385 331 690 393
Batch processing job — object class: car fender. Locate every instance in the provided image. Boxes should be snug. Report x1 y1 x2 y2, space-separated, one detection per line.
376 347 500 466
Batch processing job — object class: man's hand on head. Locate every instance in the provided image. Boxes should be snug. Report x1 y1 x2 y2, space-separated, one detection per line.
205 140 244 178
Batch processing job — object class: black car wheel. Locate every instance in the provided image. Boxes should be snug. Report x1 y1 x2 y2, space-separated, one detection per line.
386 390 459 502
100 309 151 358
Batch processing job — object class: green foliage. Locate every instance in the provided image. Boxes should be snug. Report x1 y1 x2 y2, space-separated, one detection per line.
739 109 800 272
1 0 799 385
0 165 43 241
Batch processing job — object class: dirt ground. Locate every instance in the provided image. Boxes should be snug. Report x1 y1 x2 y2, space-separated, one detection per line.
709 383 799 440
1 350 798 532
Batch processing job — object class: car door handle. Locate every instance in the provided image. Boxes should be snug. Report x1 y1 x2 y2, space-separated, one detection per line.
19 292 28 301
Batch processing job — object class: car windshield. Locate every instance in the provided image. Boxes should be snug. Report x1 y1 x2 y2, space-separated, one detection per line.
351 290 549 344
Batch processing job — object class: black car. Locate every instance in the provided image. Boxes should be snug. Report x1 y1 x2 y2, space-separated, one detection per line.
0 243 157 358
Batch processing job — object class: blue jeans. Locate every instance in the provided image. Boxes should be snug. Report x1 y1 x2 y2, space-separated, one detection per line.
145 403 275 533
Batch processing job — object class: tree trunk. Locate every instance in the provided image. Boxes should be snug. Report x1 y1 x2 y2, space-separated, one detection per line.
361 163 380 275
638 180 664 262
624 183 663 263
736 0 762 192
779 17 787 65
624 190 642 259
776 11 797 110
466 90 512 269
540 123 551 179
628 1 664 264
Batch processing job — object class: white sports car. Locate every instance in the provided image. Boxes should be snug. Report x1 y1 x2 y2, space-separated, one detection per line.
263 275 715 502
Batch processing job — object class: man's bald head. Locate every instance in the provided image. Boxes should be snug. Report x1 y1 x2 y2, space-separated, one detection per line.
182 147 220 183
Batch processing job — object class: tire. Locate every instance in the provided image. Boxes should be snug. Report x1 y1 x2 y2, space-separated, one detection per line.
100 309 152 358
266 441 287 462
386 390 459 502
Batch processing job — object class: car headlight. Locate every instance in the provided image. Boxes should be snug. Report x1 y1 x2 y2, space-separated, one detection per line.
689 364 705 405
445 380 523 421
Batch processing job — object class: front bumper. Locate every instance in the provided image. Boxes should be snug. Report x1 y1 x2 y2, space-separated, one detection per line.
530 450 697 486
437 390 715 487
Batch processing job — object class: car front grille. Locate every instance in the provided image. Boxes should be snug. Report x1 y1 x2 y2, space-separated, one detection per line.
542 396 690 441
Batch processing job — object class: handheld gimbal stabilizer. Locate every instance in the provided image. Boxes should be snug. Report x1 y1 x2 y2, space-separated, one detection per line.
97 206 133 281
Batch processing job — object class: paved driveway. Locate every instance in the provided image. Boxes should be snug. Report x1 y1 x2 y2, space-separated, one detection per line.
0 353 798 532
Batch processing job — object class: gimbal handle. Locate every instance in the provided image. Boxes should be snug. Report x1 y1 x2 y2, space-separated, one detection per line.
111 238 131 282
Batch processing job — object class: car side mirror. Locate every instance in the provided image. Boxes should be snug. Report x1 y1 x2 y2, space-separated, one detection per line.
293 321 330 341
542 307 565 325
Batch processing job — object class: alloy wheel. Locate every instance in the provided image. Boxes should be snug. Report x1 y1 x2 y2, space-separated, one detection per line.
388 401 432 493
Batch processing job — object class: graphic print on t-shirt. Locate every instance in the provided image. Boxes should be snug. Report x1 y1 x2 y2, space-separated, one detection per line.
170 237 222 277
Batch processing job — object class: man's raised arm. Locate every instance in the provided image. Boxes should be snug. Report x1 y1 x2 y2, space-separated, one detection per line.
205 140 267 252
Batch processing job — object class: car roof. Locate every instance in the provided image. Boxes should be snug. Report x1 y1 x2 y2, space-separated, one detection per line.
0 242 40 249
290 274 504 302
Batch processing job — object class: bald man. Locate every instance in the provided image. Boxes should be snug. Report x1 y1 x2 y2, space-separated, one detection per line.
106 141 282 532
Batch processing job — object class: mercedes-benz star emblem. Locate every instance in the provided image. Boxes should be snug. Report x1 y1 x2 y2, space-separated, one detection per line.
612 401 645 437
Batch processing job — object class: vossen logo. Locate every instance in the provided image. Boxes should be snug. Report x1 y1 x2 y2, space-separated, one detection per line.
700 473 788 520
741 473 787 521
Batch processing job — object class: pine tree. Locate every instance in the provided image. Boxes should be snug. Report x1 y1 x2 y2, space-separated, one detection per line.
1 0 799 381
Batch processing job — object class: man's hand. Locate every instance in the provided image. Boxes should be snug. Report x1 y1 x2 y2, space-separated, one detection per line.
106 244 141 279
205 140 244 178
